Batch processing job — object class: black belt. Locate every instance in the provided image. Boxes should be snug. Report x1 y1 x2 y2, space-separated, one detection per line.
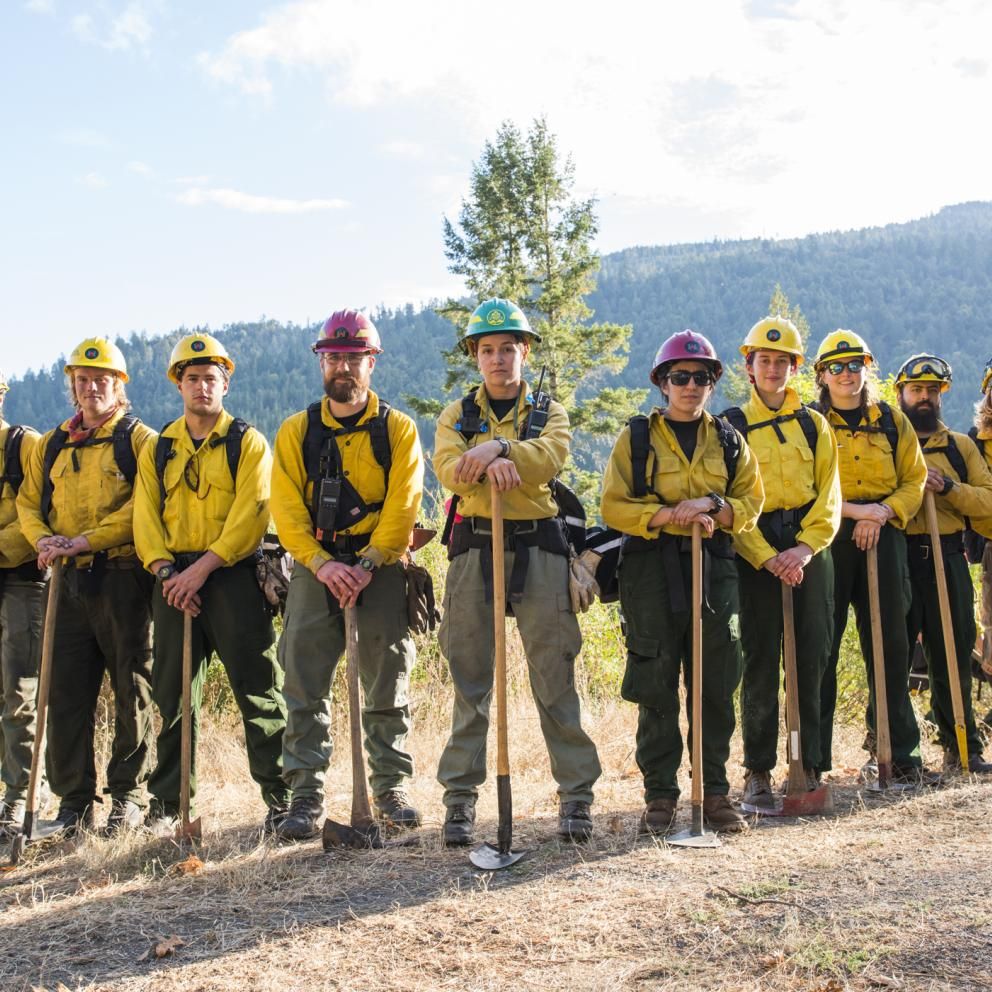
906 532 964 560
758 500 814 552
172 549 261 571
1 560 46 582
448 517 569 604
318 533 369 563
622 530 733 614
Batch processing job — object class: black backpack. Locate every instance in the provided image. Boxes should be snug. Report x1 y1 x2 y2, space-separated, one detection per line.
154 417 250 512
721 404 819 457
40 414 141 525
0 426 27 497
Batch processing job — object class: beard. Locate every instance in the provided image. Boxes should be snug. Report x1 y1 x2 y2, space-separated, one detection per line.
323 375 364 404
902 401 940 432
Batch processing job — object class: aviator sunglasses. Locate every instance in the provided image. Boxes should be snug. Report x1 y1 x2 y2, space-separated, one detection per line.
666 370 714 387
824 359 866 375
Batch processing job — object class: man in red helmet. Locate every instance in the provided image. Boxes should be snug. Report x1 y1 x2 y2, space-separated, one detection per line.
270 311 425 841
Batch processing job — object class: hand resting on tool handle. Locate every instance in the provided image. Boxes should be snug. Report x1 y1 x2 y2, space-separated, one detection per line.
316 559 372 609
36 534 90 568
764 543 812 587
843 500 894 552
649 501 715 536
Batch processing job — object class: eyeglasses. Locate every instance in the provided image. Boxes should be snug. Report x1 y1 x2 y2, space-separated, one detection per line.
666 370 714 387
183 454 200 494
319 352 368 368
824 359 866 375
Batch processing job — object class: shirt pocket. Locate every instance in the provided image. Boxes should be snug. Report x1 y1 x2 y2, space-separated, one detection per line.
652 455 684 504
201 453 236 519
865 432 898 488
780 441 817 502
703 454 729 494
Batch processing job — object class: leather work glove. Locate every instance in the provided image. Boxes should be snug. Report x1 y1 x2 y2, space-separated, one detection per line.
568 550 601 613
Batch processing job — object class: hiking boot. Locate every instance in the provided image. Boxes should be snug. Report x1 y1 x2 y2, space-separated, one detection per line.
443 802 476 847
50 804 94 838
558 800 593 842
858 757 879 784
263 802 290 835
0 798 26 837
891 763 942 787
942 749 992 775
702 795 747 833
639 798 677 835
145 802 181 837
804 769 822 791
374 789 422 829
275 795 324 841
104 799 143 836
742 769 775 807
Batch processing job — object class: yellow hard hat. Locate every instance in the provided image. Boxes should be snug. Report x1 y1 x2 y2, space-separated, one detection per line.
64 338 129 382
0 367 8 395
814 329 873 368
168 332 235 384
982 359 992 394
740 316 804 364
895 354 952 393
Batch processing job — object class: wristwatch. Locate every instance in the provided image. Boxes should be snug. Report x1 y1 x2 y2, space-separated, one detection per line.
706 492 727 515
357 556 376 573
157 563 177 581
940 476 956 495
496 437 512 459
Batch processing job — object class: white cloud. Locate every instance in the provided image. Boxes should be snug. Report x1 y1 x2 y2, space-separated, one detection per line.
127 160 153 176
172 175 211 185
25 0 55 14
198 0 992 241
78 172 109 189
72 2 155 52
176 186 349 214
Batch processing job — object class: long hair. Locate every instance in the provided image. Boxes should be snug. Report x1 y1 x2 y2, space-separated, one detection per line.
974 390 992 433
815 367 881 416
67 370 131 411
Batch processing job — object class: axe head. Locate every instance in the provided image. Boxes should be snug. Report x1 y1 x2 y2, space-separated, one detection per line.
408 528 437 553
321 817 384 851
174 816 202 844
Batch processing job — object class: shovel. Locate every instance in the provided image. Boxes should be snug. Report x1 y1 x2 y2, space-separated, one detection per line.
470 485 526 870
8 560 64 866
669 523 721 849
176 610 202 843
863 543 909 792
742 580 833 816
925 491 970 774
322 605 383 850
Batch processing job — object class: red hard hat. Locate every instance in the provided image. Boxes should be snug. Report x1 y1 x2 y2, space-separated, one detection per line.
649 330 722 385
312 310 383 354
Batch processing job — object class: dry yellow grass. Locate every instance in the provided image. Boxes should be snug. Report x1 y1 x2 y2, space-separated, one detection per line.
2 637 991 992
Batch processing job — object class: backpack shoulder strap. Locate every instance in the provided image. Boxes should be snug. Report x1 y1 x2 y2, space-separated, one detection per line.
940 433 969 485
368 402 392 489
713 416 742 487
721 406 749 436
454 392 488 442
795 406 820 457
876 401 900 468
111 413 140 486
968 425 986 461
40 427 69 526
154 424 178 514
217 417 250 485
628 414 652 499
1 426 27 496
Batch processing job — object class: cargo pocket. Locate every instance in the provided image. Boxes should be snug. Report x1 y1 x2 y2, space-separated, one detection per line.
620 632 665 707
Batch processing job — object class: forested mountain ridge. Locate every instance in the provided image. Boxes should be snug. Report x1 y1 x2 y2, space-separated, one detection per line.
7 201 991 449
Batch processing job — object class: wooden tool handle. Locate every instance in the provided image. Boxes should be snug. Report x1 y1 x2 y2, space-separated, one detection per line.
866 544 892 785
345 605 375 827
491 485 509 778
690 523 703 825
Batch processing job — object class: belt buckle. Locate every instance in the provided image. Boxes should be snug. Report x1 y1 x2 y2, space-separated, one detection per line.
921 544 930 560
469 517 490 536
512 519 538 536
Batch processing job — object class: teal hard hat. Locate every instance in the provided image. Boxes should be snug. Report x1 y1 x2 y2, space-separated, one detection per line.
462 298 540 350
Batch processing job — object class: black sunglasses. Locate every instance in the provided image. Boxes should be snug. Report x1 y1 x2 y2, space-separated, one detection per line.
666 370 713 387
824 359 866 375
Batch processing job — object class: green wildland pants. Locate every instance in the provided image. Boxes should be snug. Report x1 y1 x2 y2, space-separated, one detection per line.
0 571 45 802
906 540 984 756
437 546 601 806
618 542 742 801
148 563 289 813
46 563 154 810
820 523 922 771
279 562 415 799
738 550 834 772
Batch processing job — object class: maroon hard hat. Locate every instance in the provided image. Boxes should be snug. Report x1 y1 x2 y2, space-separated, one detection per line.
312 310 383 354
649 330 722 385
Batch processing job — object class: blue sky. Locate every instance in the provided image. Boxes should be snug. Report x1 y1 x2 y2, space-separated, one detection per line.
3 0 990 379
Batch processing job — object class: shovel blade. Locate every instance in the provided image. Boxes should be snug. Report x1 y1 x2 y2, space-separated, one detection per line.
321 817 384 851
782 783 834 816
469 842 527 870
666 827 722 848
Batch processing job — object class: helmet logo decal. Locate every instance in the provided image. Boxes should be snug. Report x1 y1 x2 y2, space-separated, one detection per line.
837 340 849 350
487 308 506 326
84 347 99 360
191 339 206 352
766 328 781 342
333 326 350 339
684 339 701 354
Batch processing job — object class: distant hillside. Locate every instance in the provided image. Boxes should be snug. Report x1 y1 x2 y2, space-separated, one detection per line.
7 201 991 452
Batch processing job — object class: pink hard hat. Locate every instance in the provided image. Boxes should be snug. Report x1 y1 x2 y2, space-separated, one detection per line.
649 329 722 385
312 310 383 354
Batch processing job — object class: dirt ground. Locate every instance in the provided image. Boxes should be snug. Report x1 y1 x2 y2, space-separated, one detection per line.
2 696 991 992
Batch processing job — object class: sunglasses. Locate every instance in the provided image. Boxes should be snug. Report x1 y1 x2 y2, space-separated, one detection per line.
824 359 866 375
666 370 714 387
